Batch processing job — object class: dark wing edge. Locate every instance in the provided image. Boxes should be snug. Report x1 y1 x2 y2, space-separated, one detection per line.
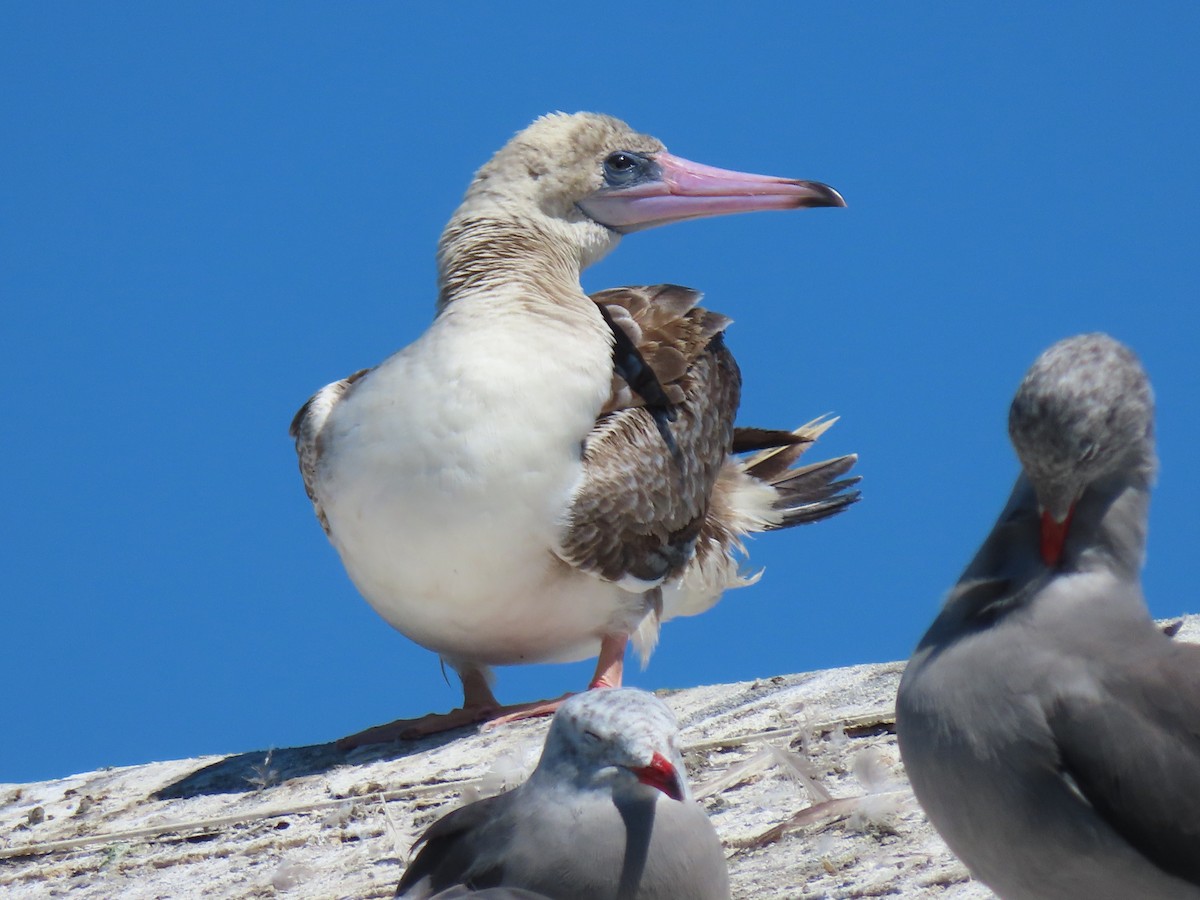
396 795 510 897
289 368 370 535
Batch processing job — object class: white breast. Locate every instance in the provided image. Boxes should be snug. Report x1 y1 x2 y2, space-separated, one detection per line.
315 298 634 666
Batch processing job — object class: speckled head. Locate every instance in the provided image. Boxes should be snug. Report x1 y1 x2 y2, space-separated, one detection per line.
534 688 690 801
1008 333 1156 525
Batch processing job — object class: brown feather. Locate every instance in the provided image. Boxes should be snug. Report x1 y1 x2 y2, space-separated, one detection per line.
731 427 809 454
562 289 860 591
561 286 739 585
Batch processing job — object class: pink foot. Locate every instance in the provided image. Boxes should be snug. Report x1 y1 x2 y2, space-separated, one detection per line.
336 704 499 749
338 635 631 748
479 693 577 730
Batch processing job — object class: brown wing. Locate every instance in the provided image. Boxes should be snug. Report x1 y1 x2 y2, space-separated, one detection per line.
558 285 740 586
289 368 370 535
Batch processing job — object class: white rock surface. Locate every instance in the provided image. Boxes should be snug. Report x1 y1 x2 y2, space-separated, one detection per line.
5 616 1196 899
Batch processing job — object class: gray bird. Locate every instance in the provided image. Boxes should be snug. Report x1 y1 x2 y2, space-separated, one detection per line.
896 333 1200 899
395 688 730 899
429 889 552 899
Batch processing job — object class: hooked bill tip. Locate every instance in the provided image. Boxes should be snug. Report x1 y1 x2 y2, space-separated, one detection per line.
632 751 684 801
794 181 846 208
1039 508 1073 567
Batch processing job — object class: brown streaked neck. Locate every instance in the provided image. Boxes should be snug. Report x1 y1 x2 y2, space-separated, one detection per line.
435 215 592 317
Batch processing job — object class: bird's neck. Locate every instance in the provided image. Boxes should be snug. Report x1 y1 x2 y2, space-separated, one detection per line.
435 214 591 317
527 760 597 797
937 472 1151 633
1071 472 1151 580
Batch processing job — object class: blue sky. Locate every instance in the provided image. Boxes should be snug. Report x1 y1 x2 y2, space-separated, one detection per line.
4 3 1198 784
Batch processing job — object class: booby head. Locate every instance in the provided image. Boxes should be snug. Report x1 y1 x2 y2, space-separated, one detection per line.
1007 333 1156 565
529 688 690 803
445 112 844 273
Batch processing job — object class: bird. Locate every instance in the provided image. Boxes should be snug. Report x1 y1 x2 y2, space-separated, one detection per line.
395 687 729 899
291 112 859 746
895 333 1200 899
427 888 552 900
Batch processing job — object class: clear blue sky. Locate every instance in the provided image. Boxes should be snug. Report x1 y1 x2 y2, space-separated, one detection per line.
4 3 1198 784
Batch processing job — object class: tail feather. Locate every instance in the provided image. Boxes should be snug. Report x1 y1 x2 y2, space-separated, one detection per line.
769 476 861 527
731 427 809 454
766 456 861 528
737 416 839 481
769 453 859 498
663 415 858 622
736 417 861 529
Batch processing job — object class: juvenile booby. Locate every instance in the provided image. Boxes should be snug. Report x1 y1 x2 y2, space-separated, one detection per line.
896 334 1200 899
292 112 857 745
395 688 729 899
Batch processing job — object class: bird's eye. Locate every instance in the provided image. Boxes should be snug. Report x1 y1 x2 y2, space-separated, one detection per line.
583 730 602 744
603 151 649 186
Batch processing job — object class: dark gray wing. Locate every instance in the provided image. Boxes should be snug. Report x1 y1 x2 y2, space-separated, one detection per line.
428 888 554 900
1048 637 1200 885
396 794 513 897
557 285 740 587
288 368 370 534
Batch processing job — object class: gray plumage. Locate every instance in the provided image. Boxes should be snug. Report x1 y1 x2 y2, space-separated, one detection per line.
896 333 1200 899
428 888 552 900
396 688 730 900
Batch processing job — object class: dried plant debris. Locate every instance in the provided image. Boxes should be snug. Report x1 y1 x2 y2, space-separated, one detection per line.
33 631 1200 897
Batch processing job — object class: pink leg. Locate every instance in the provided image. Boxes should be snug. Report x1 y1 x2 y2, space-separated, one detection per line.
481 633 628 730
337 636 630 748
588 632 627 688
336 666 503 750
